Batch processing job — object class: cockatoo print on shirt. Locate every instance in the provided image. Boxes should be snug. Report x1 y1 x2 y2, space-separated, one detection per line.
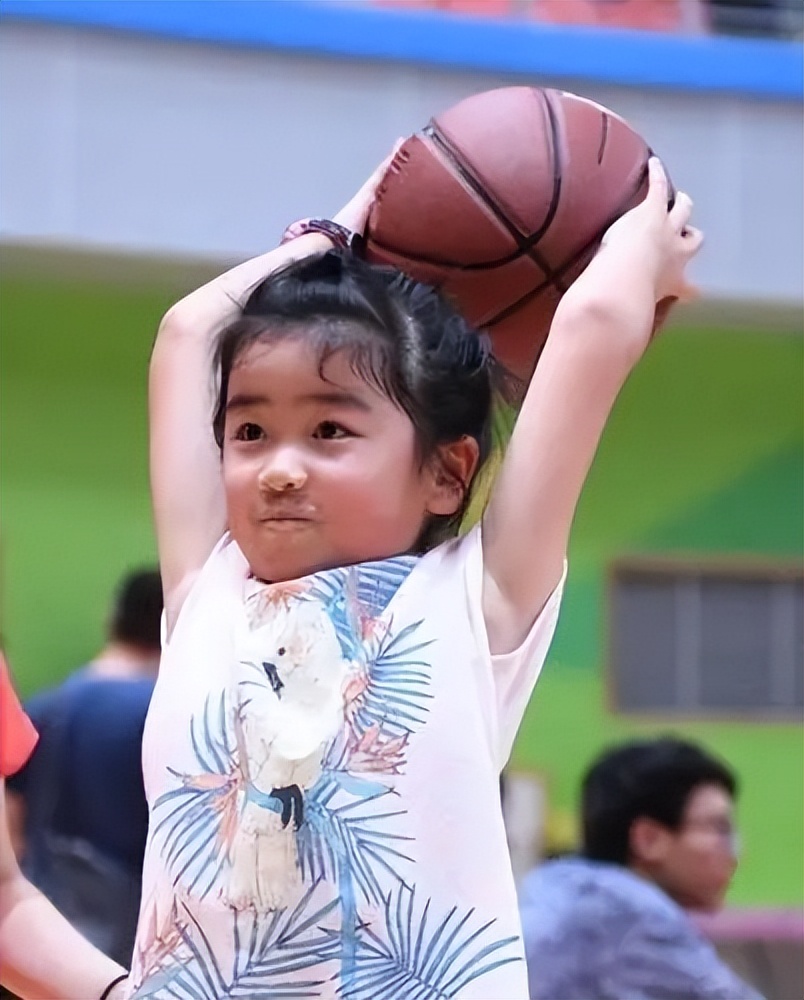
228 599 349 911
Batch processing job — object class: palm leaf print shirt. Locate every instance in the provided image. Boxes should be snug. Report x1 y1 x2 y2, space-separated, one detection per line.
128 527 564 999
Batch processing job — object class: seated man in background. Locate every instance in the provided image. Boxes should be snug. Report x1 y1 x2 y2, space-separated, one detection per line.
519 737 764 1000
5 568 162 969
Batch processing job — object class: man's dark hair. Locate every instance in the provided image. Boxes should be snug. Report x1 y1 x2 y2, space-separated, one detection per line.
581 737 737 866
212 250 494 551
109 569 163 650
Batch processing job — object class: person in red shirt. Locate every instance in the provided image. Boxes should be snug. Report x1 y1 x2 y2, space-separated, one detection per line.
0 653 128 1000
0 655 38 777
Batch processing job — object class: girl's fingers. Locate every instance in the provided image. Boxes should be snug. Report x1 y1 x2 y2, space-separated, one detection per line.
647 156 669 205
681 224 704 255
364 153 394 195
334 140 409 233
372 138 407 186
362 138 408 198
669 190 694 231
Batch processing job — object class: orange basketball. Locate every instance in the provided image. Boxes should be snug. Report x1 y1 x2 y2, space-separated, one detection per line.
365 86 672 380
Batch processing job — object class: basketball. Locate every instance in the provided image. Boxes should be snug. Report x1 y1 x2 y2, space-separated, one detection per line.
364 86 671 380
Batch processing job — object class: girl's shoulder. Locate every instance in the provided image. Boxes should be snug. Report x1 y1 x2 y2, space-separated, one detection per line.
418 524 481 574
163 533 244 645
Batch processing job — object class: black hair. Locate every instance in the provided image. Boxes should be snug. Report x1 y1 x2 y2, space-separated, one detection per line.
109 569 163 649
581 736 737 866
212 250 495 550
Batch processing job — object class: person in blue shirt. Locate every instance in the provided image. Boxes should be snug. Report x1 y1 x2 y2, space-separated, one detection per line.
5 568 162 968
519 737 764 1000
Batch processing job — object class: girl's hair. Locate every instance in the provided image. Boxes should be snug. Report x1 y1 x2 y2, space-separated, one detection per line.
212 250 495 551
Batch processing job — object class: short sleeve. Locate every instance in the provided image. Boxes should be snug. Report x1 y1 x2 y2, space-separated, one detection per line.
462 526 565 766
491 566 565 765
0 653 38 777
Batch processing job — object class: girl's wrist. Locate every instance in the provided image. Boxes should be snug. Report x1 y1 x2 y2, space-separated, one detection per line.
280 218 362 253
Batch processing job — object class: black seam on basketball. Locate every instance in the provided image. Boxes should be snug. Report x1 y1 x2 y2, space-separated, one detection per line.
533 89 565 283
370 151 651 331
368 92 567 276
424 124 526 244
598 113 609 166
429 100 565 260
424 121 558 279
366 231 521 271
483 159 651 328
369 133 544 271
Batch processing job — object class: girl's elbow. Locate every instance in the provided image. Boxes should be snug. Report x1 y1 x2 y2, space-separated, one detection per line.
152 306 199 360
156 303 187 341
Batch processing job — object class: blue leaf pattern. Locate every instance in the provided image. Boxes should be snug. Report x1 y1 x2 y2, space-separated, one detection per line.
338 884 521 999
132 882 341 998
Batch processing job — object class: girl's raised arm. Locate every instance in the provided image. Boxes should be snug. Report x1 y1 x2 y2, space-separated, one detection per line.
480 160 702 656
150 234 332 629
150 153 393 631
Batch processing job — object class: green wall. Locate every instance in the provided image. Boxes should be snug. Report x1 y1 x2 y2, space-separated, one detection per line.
513 328 804 907
1 277 167 688
1 274 802 905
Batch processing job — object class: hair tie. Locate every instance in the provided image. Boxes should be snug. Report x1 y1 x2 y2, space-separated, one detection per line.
99 974 129 1000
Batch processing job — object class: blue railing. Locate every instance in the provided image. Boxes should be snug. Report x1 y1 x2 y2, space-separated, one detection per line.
1 0 801 100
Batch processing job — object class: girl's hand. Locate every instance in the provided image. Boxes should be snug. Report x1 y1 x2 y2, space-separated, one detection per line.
600 157 703 304
333 139 405 236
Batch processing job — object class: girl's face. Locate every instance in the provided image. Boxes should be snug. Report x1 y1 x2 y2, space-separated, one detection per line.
221 338 464 583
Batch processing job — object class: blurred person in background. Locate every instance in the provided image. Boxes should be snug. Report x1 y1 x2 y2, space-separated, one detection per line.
5 569 162 970
519 736 763 1000
0 652 128 999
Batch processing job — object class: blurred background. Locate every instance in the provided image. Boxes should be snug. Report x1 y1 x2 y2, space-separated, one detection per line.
0 1 801 996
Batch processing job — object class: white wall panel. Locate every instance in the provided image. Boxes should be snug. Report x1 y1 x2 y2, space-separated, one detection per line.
1 21 801 309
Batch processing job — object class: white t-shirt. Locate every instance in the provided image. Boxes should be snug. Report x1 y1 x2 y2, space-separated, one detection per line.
128 527 564 999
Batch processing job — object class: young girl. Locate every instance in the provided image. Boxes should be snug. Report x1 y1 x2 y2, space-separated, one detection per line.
129 155 700 998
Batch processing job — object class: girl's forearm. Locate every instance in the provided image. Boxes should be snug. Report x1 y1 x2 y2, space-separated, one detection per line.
0 875 127 999
549 241 659 368
159 233 333 340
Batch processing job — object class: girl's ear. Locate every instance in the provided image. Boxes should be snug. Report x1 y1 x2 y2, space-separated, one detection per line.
426 436 481 517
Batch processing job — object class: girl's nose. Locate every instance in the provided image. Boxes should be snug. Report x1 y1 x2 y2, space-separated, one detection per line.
259 456 307 493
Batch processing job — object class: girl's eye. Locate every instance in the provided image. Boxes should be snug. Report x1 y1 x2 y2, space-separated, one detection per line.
314 421 349 441
233 422 264 442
